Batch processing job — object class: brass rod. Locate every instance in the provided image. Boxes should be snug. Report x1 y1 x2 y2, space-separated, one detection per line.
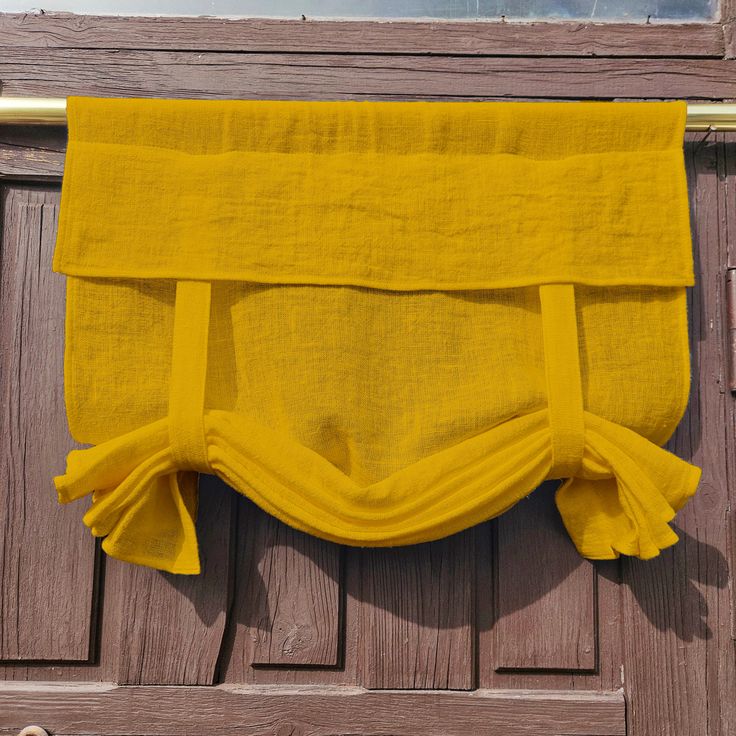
0 97 68 125
0 97 735 130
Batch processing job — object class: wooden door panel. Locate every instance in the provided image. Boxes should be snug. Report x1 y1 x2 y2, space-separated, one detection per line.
231 499 343 669
0 33 734 736
494 482 596 672
113 474 232 685
0 184 98 663
356 530 476 690
219 495 352 684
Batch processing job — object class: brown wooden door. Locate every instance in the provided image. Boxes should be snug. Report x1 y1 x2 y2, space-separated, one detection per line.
1 14 735 736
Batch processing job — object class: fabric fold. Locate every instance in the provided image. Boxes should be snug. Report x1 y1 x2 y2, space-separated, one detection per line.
55 408 701 574
54 98 694 289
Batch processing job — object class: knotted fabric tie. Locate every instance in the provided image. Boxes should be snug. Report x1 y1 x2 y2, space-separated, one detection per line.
540 284 586 479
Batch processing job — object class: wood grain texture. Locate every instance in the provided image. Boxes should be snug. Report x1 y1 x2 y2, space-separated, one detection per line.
724 0 736 58
357 530 475 689
0 185 98 662
113 474 232 685
619 133 736 736
0 126 66 180
493 482 596 672
0 56 732 736
1 49 736 100
0 683 626 736
478 536 622 691
0 13 725 57
722 130 736 654
722 0 736 23
724 21 736 59
0 183 119 684
219 496 358 686
223 498 342 669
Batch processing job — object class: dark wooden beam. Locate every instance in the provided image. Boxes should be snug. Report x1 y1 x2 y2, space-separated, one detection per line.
1 49 736 101
0 12 726 58
0 683 625 736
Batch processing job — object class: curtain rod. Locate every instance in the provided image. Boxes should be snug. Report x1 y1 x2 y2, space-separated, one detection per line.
0 97 735 131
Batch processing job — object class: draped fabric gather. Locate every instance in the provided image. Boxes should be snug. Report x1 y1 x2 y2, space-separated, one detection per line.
52 96 701 574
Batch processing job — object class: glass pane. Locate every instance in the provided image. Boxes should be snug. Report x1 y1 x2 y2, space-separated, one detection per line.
0 0 718 20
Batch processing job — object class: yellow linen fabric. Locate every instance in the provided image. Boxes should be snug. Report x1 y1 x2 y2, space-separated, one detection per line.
53 96 701 575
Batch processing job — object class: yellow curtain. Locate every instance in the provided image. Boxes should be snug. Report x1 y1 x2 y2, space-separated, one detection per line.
53 96 701 574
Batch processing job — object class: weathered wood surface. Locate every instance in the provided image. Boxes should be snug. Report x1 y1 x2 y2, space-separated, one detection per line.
723 0 736 23
357 530 475 689
725 0 736 57
0 185 98 662
225 499 342 669
220 497 359 685
493 482 596 672
0 127 66 180
615 133 736 736
478 489 622 691
0 13 725 57
0 37 735 736
1 50 736 100
0 683 626 736
723 129 736 658
111 474 233 685
726 22 736 59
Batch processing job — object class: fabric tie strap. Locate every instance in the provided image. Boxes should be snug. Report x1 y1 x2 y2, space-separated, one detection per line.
169 280 212 474
540 284 585 479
